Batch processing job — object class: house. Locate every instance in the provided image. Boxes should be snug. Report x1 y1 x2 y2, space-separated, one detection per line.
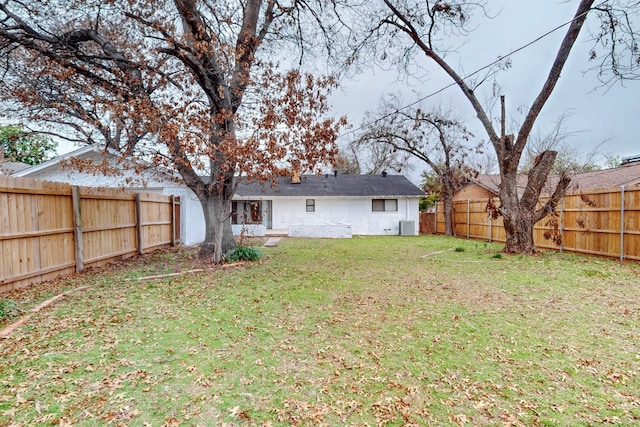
455 158 640 202
233 173 425 237
13 145 425 242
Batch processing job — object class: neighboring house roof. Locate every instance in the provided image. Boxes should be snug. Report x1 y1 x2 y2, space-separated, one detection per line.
0 161 30 175
469 161 640 197
11 144 103 177
235 174 425 198
567 162 640 190
12 144 180 185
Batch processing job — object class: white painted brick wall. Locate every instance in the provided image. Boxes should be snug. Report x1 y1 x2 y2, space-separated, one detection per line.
288 223 352 238
270 197 420 236
232 224 267 237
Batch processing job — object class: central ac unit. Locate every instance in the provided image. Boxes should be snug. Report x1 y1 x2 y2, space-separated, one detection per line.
399 220 415 236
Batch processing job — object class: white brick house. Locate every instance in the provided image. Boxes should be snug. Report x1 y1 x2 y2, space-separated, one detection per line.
14 145 424 242
233 173 424 237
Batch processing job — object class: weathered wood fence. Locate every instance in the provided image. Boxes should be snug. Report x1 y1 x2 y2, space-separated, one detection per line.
1 175 180 293
434 186 640 261
419 212 436 235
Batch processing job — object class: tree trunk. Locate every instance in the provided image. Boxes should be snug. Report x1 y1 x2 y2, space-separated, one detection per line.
441 181 455 236
498 150 570 254
502 206 537 254
198 193 236 263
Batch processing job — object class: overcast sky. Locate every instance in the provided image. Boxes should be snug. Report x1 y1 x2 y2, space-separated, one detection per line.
45 1 639 182
330 0 640 179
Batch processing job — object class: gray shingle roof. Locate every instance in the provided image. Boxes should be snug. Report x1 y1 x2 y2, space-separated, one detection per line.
235 174 425 198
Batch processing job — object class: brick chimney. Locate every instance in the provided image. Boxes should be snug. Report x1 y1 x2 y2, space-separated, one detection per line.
291 160 301 184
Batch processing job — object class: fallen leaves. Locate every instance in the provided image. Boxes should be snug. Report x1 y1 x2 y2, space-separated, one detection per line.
2 243 640 426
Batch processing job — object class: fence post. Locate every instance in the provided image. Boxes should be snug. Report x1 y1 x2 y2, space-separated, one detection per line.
467 199 470 239
135 193 143 255
170 195 177 246
71 186 84 272
434 203 438 234
620 185 625 262
559 201 564 253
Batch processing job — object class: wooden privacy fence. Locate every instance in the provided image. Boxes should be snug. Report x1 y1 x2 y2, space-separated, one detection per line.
435 186 640 261
419 212 436 235
1 175 180 293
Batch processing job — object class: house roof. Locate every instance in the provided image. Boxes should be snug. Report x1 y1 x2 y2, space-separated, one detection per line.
469 161 640 197
0 161 30 175
12 144 181 183
12 146 425 198
12 144 108 177
566 162 640 190
235 174 425 198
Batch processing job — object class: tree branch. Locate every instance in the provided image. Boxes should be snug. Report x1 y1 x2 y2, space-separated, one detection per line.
516 0 595 156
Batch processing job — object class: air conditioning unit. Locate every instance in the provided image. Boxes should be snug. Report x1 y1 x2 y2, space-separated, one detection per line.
399 220 415 236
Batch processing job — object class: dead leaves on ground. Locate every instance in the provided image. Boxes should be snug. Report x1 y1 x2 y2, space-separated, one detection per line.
2 245 640 426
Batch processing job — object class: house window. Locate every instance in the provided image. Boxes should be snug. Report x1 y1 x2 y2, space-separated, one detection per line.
306 199 315 212
372 199 397 212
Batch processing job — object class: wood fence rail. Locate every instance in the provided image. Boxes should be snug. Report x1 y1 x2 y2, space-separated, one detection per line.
1 175 180 293
434 186 640 262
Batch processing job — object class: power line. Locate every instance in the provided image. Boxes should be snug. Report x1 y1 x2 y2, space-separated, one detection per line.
337 2 603 141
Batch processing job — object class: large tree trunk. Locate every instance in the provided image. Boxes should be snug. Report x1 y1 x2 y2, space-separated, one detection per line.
499 150 571 254
441 180 455 236
198 193 237 263
502 206 537 253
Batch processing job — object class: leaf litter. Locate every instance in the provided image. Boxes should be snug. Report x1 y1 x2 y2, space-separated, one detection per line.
1 237 640 425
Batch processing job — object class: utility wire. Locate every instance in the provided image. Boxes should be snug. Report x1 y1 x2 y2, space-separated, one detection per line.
337 2 605 141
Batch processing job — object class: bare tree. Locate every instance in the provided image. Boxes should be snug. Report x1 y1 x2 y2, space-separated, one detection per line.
333 148 361 174
518 112 612 176
343 0 639 253
0 0 345 263
355 95 479 235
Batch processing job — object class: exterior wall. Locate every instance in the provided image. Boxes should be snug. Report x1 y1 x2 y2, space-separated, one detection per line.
453 184 495 201
289 223 352 238
232 224 267 237
266 196 420 236
178 190 205 245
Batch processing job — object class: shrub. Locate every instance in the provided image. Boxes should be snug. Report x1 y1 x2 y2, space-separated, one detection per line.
491 253 503 260
228 245 263 262
455 246 465 252
0 299 22 321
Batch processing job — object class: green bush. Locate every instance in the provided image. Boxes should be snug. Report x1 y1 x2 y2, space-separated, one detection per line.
0 299 22 321
228 245 263 262
454 246 465 252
